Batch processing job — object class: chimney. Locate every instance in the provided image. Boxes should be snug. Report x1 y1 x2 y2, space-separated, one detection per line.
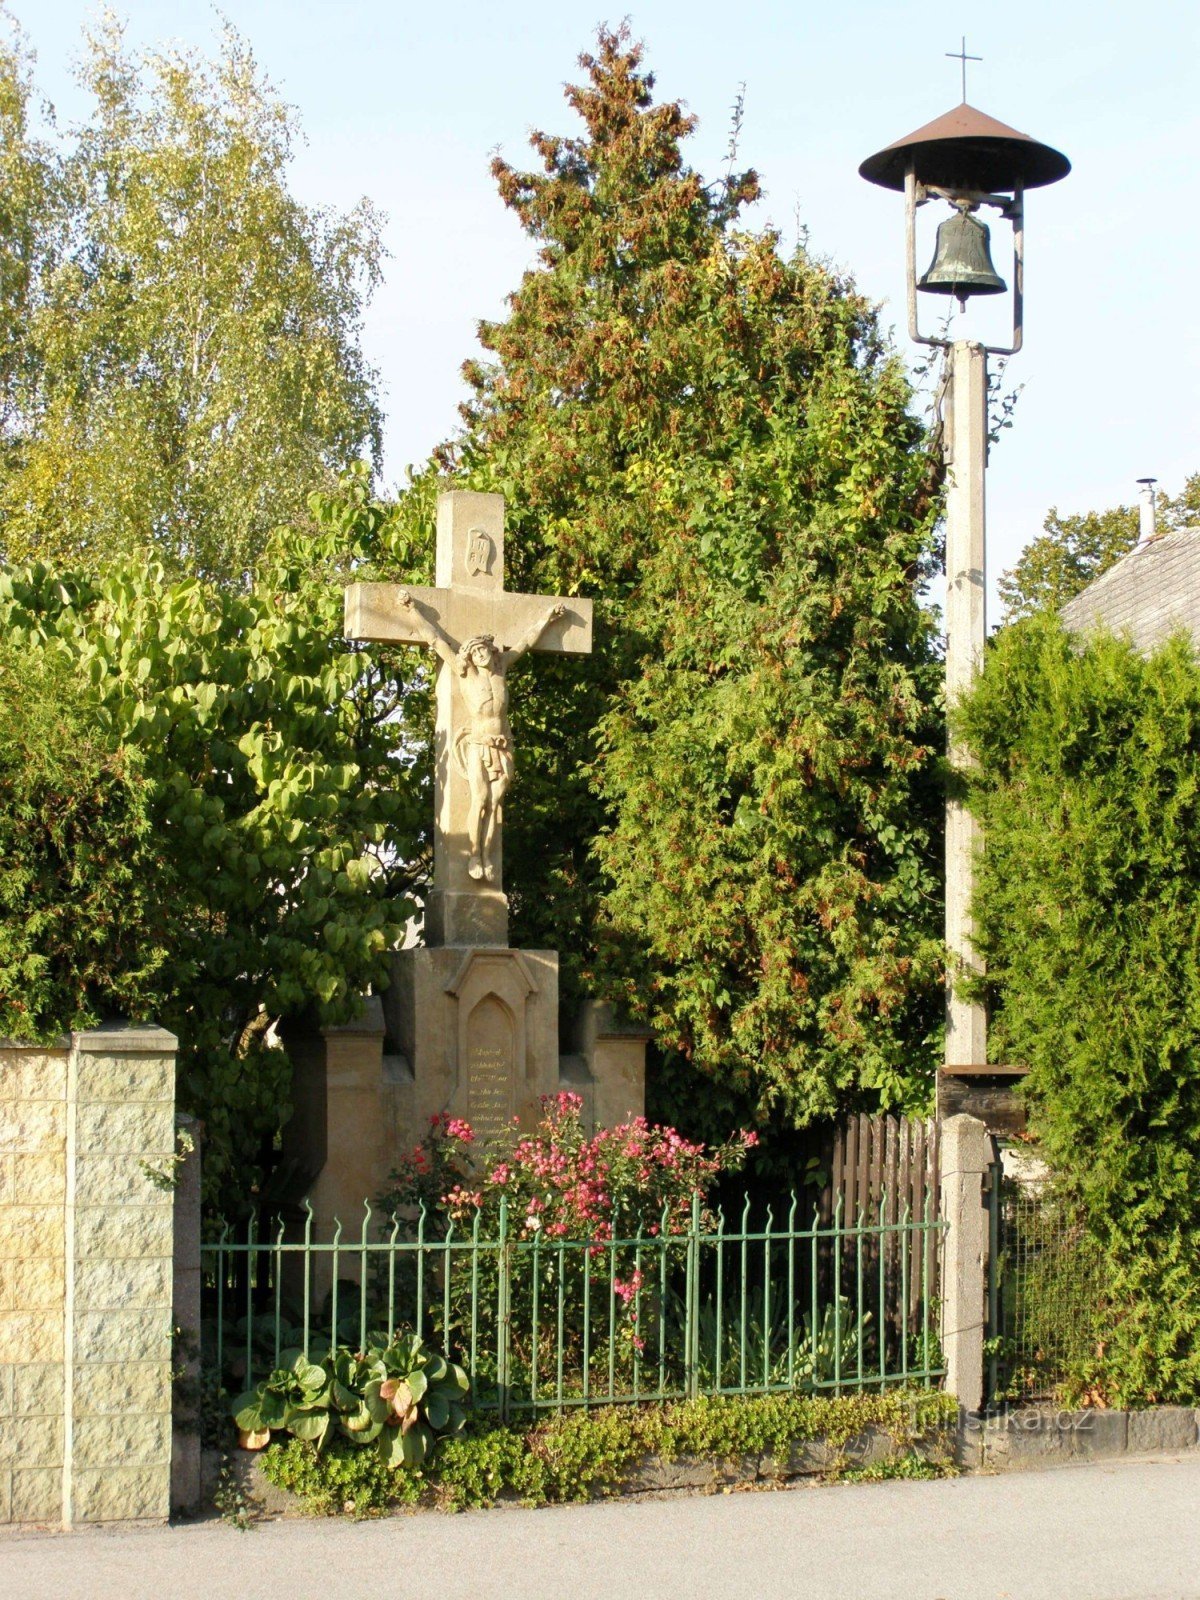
1136 477 1158 544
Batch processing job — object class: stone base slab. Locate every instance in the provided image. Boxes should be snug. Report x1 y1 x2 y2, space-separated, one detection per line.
957 1404 1200 1471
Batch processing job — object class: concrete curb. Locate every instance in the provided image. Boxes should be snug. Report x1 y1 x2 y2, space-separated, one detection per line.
957 1405 1200 1472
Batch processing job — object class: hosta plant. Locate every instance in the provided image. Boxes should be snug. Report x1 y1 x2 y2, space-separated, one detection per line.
232 1334 469 1469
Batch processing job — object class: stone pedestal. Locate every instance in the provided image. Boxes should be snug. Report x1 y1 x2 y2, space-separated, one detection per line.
279 958 652 1289
561 1002 650 1134
421 888 508 958
383 946 561 1144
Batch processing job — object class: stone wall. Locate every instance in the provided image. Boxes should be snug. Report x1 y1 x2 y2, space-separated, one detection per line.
0 1024 177 1526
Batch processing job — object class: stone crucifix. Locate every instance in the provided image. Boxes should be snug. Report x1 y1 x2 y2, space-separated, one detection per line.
345 491 593 948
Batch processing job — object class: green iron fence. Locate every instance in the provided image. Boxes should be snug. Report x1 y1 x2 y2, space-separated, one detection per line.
202 1191 946 1417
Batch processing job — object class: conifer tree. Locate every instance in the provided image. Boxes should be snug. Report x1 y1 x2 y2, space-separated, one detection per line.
437 29 946 1134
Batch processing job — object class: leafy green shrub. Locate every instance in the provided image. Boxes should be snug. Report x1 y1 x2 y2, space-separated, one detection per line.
993 1182 1111 1404
0 472 425 1197
261 1434 417 1516
960 615 1200 1403
0 637 172 1034
232 1334 469 1469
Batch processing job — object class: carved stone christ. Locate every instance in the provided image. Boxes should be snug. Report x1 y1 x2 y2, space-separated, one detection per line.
344 490 593 948
396 587 565 882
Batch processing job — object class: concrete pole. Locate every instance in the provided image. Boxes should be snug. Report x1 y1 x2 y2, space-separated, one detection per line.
943 339 988 1070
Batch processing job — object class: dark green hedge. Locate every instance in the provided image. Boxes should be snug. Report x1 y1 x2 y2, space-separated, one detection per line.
960 615 1200 1403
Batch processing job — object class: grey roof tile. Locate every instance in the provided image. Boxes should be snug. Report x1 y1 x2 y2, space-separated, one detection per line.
1060 528 1200 652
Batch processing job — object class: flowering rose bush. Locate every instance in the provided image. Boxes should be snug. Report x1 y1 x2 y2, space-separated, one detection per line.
448 1092 755 1243
377 1095 757 1391
379 1112 477 1232
383 1092 755 1240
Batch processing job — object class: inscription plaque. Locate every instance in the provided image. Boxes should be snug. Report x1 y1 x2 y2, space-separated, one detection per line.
465 995 515 1144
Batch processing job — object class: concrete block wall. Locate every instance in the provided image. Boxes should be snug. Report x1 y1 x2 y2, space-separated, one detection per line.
0 1024 177 1526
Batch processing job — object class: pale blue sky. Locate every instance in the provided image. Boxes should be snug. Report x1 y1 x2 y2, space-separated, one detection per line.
12 0 1200 615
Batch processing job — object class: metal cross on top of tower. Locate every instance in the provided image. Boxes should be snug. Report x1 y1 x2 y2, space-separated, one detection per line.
946 37 982 102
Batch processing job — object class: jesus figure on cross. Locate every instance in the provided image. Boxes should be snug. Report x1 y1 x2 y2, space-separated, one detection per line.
396 585 565 883
346 490 592 946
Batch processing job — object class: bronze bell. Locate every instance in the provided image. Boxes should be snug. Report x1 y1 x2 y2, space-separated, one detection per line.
917 209 1006 300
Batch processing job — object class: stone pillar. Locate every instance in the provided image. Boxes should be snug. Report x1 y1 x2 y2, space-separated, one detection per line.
939 1112 991 1415
281 999 390 1249
0 1024 177 1527
171 1114 202 1516
67 1025 177 1525
0 1042 71 1526
943 337 988 1074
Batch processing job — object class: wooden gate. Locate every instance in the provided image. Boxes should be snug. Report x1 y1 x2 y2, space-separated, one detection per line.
817 1113 940 1230
816 1113 942 1350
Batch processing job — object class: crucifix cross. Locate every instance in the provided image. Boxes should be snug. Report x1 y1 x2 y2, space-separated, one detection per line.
946 36 982 102
345 490 593 948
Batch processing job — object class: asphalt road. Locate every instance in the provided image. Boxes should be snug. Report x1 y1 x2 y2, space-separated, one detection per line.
2 1453 1198 1600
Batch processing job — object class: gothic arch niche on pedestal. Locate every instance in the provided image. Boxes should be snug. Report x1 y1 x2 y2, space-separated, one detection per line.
444 949 539 1145
464 993 515 1141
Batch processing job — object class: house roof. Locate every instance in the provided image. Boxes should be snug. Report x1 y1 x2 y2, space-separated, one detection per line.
1060 527 1200 653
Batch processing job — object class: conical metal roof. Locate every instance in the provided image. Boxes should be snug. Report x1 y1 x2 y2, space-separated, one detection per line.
859 102 1071 192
